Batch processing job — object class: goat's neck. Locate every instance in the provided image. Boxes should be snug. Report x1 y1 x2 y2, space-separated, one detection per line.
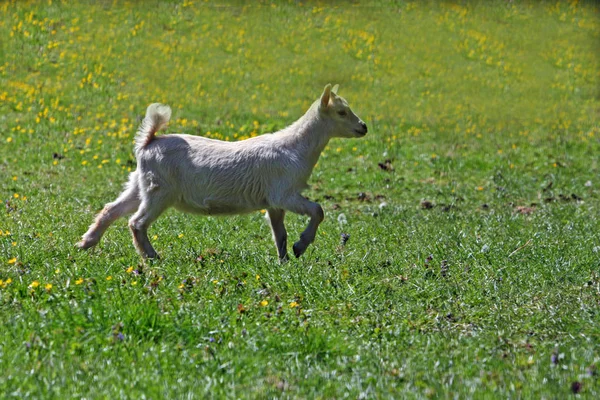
285 105 332 168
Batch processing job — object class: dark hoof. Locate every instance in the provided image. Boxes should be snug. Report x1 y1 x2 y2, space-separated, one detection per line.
293 242 304 258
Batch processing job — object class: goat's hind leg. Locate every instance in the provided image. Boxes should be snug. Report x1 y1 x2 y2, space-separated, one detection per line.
267 208 288 262
77 178 140 250
128 192 171 259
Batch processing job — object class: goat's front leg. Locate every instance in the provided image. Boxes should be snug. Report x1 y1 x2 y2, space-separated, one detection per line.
281 194 324 258
267 208 288 262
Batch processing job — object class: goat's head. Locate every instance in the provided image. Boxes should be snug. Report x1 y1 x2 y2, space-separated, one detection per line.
319 84 368 138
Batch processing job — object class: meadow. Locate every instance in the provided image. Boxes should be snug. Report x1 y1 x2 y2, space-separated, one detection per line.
1 0 600 397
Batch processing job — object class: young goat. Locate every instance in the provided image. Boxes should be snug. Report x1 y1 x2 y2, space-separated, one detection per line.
77 84 367 261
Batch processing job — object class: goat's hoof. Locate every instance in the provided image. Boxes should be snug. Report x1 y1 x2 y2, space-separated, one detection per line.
76 238 95 250
146 252 160 260
292 242 305 258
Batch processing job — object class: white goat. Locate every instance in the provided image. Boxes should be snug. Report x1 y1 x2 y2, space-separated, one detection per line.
77 84 368 261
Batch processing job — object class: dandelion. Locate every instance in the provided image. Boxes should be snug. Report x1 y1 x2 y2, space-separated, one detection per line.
126 266 134 274
106 276 112 281
13 193 19 199
289 301 299 308
8 257 17 264
45 283 53 291
178 233 184 238
260 300 269 307
29 280 40 288
75 278 84 285
6 137 12 143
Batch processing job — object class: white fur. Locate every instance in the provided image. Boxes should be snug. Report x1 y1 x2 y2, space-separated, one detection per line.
77 84 368 261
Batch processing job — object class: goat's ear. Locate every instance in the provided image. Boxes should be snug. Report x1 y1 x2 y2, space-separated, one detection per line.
331 84 339 94
320 84 332 108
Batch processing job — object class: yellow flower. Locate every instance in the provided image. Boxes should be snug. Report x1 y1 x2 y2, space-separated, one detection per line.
131 281 137 286
8 257 17 264
75 278 84 285
126 266 134 274
260 300 268 307
30 280 40 288
178 233 184 238
45 283 53 291
289 301 299 308
106 276 112 281
13 193 19 199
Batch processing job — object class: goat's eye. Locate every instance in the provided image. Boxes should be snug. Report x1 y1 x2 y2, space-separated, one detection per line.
337 110 347 117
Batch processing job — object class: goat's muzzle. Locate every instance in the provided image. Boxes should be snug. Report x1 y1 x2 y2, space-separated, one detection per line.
355 121 368 136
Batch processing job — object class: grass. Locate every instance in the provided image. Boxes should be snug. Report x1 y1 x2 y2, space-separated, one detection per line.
1 0 600 397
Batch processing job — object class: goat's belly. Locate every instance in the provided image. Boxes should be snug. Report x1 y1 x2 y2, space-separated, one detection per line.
174 199 266 216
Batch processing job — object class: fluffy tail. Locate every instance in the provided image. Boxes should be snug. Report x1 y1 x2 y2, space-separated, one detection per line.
135 103 172 151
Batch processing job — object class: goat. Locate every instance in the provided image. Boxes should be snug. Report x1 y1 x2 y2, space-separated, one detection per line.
77 84 368 261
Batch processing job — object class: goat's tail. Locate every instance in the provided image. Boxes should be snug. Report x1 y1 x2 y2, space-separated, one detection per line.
134 103 172 152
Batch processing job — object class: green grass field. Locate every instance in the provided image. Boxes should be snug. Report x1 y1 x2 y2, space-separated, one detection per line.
1 0 600 397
